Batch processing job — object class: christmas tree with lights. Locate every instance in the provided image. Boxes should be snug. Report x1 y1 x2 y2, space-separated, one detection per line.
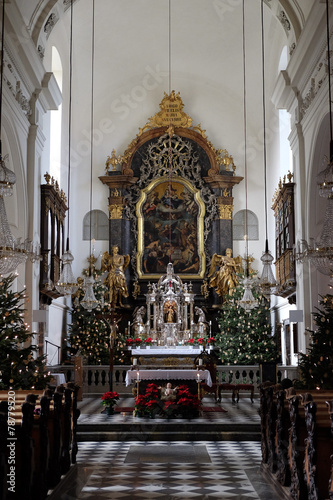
296 294 333 390
0 274 50 389
214 280 277 364
68 270 113 364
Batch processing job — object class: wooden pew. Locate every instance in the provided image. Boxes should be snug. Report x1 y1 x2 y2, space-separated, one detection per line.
300 392 333 500
260 386 333 500
0 385 79 500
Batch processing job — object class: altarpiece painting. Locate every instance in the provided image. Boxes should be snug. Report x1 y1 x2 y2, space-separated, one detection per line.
137 177 205 279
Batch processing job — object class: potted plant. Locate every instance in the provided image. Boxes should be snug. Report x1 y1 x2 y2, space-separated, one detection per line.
100 390 120 415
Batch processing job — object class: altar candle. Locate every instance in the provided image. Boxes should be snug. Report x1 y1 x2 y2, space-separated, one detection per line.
137 371 140 381
199 359 203 366
197 372 200 381
128 321 131 336
133 358 137 366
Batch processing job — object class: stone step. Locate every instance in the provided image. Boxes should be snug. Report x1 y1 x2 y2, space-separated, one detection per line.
77 430 261 442
77 420 261 442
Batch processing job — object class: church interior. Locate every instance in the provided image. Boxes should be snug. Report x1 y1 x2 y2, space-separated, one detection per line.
1 0 333 499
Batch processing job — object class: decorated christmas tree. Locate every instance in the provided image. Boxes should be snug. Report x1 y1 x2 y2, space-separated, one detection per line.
0 274 50 389
68 269 113 364
296 294 333 390
214 279 277 365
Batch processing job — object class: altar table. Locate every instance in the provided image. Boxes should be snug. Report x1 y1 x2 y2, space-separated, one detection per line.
125 369 212 387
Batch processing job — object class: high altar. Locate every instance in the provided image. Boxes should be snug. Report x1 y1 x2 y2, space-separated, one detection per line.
132 262 209 346
99 91 244 331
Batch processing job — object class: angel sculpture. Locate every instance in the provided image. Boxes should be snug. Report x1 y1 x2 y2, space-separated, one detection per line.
101 245 130 307
208 248 242 299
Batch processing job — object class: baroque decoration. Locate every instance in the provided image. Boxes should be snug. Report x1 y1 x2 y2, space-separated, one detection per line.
100 91 243 285
124 130 217 281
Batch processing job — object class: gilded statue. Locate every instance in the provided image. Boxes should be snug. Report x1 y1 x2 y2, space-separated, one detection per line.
101 245 130 307
208 248 242 298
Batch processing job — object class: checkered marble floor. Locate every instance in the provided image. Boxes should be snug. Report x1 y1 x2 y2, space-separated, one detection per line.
49 441 282 499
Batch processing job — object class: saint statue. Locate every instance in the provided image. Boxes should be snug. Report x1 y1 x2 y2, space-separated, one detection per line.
208 248 242 299
164 301 177 323
101 245 130 307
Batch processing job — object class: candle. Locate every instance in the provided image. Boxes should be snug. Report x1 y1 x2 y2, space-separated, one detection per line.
198 359 203 366
128 321 131 336
197 372 200 381
137 371 140 381
133 358 137 365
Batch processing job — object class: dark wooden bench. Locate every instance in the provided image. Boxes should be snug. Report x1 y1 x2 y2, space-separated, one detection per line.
0 385 79 500
218 383 254 402
259 384 333 500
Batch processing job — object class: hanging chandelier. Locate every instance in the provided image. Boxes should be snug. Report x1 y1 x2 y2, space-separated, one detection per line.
0 1 40 276
257 0 277 297
55 0 78 296
295 0 333 286
238 0 258 312
81 0 98 311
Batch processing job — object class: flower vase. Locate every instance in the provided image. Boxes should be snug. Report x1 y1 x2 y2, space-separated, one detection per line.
105 406 114 416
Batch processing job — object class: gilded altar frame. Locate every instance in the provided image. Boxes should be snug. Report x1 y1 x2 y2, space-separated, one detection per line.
136 176 206 280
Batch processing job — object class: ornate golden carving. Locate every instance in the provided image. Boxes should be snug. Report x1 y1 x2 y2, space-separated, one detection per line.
108 203 123 219
201 279 209 299
139 356 194 366
218 203 233 220
140 91 193 131
110 188 120 197
105 149 123 173
272 171 295 207
44 172 51 184
104 92 238 178
132 280 141 300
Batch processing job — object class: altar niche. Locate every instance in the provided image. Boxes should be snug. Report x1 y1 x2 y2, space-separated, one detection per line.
142 263 205 346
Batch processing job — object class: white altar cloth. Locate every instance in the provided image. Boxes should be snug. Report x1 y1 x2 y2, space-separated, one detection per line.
130 347 203 356
125 369 212 387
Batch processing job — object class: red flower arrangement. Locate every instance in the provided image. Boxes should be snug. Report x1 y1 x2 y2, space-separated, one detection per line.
126 337 142 346
100 391 120 408
134 383 201 419
144 337 153 345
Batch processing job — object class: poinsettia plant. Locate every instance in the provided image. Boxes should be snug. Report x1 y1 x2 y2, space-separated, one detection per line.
134 383 201 419
100 391 120 408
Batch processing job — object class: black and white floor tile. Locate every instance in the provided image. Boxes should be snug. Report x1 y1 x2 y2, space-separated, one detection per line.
48 441 281 500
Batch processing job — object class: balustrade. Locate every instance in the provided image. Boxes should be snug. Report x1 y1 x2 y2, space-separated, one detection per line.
48 364 299 394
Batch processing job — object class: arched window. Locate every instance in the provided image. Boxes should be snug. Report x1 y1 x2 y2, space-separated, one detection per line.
49 47 62 180
278 45 288 72
83 210 109 240
233 210 259 240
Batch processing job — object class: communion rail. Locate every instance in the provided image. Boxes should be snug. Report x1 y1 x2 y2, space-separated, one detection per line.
48 364 299 395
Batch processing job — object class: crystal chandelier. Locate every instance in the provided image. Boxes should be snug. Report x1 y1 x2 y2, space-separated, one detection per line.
238 0 258 312
257 0 277 297
0 1 40 276
295 0 333 286
81 0 98 311
55 0 78 296
81 274 98 312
